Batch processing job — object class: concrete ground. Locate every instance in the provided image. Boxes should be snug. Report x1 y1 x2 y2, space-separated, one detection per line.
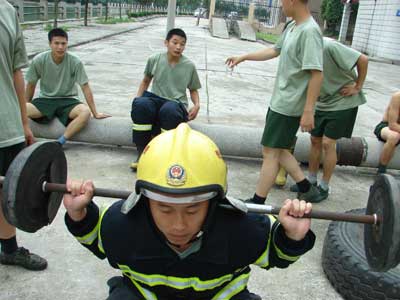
1 16 400 300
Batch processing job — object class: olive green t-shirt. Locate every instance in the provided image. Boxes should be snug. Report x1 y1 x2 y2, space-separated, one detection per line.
26 50 89 99
316 38 366 111
0 1 28 148
144 53 201 107
271 17 323 117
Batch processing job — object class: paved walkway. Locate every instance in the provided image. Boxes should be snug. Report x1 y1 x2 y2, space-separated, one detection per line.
22 16 400 137
1 16 398 300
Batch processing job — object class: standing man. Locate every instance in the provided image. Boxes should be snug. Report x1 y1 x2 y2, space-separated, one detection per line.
25 28 110 146
289 38 368 202
0 0 47 270
130 28 201 171
374 91 400 174
226 0 323 204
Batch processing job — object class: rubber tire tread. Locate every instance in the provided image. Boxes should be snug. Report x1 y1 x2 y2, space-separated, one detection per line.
322 208 400 300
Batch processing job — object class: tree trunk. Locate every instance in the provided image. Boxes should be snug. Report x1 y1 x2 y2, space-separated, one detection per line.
105 0 109 21
84 0 89 26
119 1 122 19
53 0 59 28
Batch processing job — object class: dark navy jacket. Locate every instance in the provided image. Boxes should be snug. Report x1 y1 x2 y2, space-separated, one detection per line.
65 199 315 300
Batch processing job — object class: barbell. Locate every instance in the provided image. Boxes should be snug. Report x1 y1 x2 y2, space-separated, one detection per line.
0 142 399 272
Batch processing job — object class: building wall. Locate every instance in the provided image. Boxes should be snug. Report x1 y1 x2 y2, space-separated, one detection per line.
352 0 400 61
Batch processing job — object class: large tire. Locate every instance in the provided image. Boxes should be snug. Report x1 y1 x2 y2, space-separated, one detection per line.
322 208 400 300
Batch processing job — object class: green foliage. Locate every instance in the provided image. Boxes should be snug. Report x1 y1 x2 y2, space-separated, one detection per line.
96 16 136 24
215 1 248 16
44 24 70 32
321 0 343 33
321 0 359 36
127 11 167 18
256 32 278 44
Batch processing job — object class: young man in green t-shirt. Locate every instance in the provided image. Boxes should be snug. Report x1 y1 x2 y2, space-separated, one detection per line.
130 28 201 171
25 28 111 145
374 91 400 174
0 0 47 270
288 38 368 202
226 0 323 204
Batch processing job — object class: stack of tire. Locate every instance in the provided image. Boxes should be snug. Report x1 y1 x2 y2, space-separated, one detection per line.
322 209 400 300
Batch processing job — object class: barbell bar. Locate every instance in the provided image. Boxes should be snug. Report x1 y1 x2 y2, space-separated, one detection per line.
0 142 399 272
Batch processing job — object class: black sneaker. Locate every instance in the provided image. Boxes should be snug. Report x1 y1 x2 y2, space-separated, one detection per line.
0 247 47 271
297 185 328 203
290 181 317 193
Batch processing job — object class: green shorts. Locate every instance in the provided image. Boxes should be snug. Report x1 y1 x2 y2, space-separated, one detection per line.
374 121 389 142
311 107 358 140
0 143 25 176
261 109 300 149
31 97 82 126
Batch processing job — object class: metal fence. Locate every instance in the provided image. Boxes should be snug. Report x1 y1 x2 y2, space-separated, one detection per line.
214 0 284 28
254 4 283 27
7 0 184 23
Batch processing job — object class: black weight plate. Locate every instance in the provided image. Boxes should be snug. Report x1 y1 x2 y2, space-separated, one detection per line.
48 151 67 224
2 142 67 233
365 174 400 271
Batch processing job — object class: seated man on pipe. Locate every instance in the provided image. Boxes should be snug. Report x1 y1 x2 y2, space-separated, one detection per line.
374 91 400 174
25 28 111 146
130 28 201 171
287 38 368 202
64 123 315 300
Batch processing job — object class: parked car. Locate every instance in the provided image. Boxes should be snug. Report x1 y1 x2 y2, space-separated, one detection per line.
227 11 238 19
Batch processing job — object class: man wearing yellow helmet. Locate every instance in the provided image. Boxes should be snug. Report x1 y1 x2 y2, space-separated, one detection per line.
64 123 315 300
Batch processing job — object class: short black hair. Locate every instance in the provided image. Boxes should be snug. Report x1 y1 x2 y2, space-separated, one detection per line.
166 28 187 42
48 28 68 42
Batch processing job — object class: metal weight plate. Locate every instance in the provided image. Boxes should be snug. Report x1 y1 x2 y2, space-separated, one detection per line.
364 174 400 271
2 142 67 233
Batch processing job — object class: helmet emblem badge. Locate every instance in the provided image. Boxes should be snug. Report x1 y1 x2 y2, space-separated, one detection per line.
167 164 186 186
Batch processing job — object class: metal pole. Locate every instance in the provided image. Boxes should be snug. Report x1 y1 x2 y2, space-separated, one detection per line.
166 0 176 33
0 179 372 225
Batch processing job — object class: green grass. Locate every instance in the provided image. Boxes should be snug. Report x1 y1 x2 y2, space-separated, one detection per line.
256 32 279 44
96 17 136 24
44 24 70 32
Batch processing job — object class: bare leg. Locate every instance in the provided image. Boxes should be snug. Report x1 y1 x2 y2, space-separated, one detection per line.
379 128 400 165
0 191 16 239
321 136 337 182
64 104 91 139
279 149 306 183
255 147 281 197
26 103 44 119
309 136 322 175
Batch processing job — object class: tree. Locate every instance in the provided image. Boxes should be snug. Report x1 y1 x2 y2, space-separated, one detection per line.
84 0 89 26
321 0 359 35
321 0 343 33
53 0 59 28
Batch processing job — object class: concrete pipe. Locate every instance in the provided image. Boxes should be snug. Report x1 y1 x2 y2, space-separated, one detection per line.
29 117 400 169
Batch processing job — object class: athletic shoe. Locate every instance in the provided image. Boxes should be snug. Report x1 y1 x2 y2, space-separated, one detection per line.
0 247 47 271
290 181 317 193
129 155 141 172
275 166 287 187
297 185 327 203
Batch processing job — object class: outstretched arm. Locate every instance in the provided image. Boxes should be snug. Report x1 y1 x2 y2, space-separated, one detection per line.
225 47 279 68
81 83 111 119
